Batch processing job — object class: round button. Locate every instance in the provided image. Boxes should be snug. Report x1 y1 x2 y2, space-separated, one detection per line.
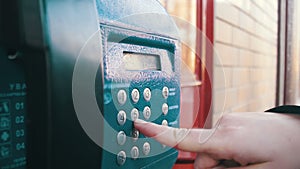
117 90 127 105
117 131 126 145
117 110 126 125
143 106 151 120
131 146 139 160
162 103 169 115
132 129 139 141
131 108 139 121
143 142 151 156
162 87 169 99
143 88 151 101
117 151 126 166
131 89 140 103
162 120 168 126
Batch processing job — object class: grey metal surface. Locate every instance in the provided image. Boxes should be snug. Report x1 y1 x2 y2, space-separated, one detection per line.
96 0 179 38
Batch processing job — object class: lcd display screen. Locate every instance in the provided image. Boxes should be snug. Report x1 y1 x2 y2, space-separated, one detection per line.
123 52 161 71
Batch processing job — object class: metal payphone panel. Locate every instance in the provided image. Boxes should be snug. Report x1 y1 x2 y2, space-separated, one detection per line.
98 25 181 168
1 0 181 168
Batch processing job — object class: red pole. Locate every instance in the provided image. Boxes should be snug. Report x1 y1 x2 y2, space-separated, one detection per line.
199 0 214 129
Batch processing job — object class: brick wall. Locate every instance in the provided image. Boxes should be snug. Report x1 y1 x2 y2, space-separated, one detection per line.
213 0 278 122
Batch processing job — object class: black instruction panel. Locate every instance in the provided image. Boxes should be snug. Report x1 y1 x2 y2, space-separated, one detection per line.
0 48 27 169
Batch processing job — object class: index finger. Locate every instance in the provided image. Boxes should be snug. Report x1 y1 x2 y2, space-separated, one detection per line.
134 119 221 153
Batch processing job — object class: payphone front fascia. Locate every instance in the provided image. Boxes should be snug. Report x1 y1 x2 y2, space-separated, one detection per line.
0 49 27 169
96 0 182 167
39 0 181 168
98 23 181 168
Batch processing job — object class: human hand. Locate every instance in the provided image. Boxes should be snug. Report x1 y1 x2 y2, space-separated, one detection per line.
134 112 300 169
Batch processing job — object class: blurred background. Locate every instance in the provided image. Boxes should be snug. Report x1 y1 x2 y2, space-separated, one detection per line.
159 0 300 126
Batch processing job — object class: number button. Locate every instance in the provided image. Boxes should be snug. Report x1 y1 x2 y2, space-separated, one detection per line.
162 120 168 126
143 106 151 120
162 103 169 115
117 131 126 146
131 146 139 160
131 89 140 103
132 129 139 141
143 142 151 156
117 110 126 125
162 87 169 99
117 151 126 166
131 108 139 121
117 90 127 105
143 88 151 101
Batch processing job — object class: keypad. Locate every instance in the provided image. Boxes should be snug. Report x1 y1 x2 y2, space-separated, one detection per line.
115 86 172 164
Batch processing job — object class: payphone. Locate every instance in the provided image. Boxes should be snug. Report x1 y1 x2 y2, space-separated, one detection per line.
0 0 181 169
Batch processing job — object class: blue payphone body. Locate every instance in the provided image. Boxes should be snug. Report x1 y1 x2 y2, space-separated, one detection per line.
0 0 181 168
96 1 181 168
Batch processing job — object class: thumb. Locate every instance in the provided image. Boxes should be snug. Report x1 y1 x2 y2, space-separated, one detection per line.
134 119 221 153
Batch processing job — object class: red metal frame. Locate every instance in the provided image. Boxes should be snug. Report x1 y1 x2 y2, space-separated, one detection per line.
199 0 214 129
195 0 204 127
174 0 214 168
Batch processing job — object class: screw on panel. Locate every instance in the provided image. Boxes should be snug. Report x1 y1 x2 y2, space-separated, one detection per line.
7 51 21 60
